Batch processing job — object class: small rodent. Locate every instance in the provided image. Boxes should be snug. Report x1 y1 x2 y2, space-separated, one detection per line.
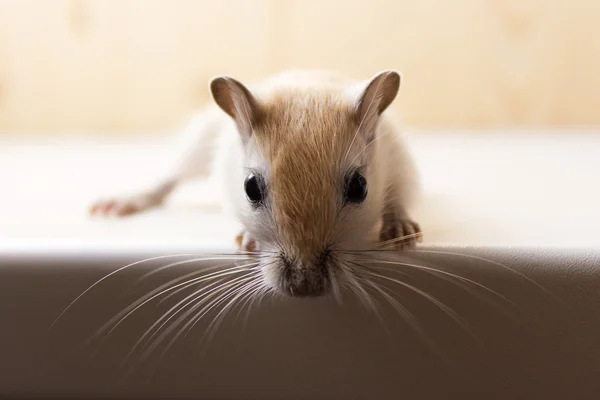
91 70 423 297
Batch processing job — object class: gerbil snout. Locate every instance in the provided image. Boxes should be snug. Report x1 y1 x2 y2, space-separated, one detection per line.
280 251 331 297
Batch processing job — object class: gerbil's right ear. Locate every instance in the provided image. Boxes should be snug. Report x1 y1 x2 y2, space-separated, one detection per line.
354 70 401 139
210 76 260 142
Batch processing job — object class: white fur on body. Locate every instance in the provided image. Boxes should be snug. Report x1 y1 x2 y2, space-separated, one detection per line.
91 70 422 296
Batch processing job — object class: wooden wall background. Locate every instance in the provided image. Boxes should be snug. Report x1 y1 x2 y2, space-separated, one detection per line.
0 0 599 135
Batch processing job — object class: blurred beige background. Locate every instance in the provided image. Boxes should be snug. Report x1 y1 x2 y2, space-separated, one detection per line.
0 0 599 137
2 0 600 248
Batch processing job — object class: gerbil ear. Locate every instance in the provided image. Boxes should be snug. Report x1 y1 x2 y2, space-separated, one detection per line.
210 76 260 141
355 70 401 137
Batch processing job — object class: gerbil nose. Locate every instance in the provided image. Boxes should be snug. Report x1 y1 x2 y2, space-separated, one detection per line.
281 252 330 297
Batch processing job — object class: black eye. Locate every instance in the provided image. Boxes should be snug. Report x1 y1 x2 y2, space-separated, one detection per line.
244 173 263 204
345 172 368 204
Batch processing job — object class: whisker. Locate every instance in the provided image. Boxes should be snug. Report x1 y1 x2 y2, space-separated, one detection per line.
50 253 207 327
129 273 257 367
330 254 376 312
329 270 343 305
152 274 261 361
350 252 517 310
136 255 257 281
367 262 522 322
365 278 456 361
130 275 242 360
340 263 396 335
341 253 457 357
360 268 478 340
375 232 423 249
340 263 379 313
363 277 436 344
90 262 259 346
231 279 266 325
241 285 271 328
137 271 257 346
414 249 557 300
204 276 265 342
154 261 248 306
375 263 516 314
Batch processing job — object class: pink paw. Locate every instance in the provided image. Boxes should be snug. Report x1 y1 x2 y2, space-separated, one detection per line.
235 231 258 254
379 218 423 250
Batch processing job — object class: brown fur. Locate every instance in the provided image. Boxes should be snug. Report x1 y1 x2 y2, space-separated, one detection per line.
251 89 362 263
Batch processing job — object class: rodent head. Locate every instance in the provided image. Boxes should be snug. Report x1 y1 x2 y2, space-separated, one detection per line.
211 71 401 297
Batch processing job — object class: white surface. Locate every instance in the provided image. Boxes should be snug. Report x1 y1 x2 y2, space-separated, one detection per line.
3 130 600 250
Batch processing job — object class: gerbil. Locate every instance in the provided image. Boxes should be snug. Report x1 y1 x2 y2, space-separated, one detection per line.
91 70 423 297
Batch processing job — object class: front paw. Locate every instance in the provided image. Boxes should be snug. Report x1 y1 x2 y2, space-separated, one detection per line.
235 231 259 254
379 218 423 250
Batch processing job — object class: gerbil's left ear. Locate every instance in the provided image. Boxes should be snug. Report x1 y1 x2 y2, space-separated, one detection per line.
210 76 260 143
355 70 401 135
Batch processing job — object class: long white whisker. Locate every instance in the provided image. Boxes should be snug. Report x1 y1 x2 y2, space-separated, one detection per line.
375 232 423 249
242 285 271 328
129 272 255 363
194 273 265 344
204 276 264 342
364 278 444 355
152 275 259 361
91 263 259 346
51 253 207 327
353 254 516 309
127 272 257 366
137 255 254 282
414 249 556 300
237 284 266 330
374 263 516 314
130 276 237 360
361 269 478 340
341 264 379 313
231 278 265 323
154 261 246 306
